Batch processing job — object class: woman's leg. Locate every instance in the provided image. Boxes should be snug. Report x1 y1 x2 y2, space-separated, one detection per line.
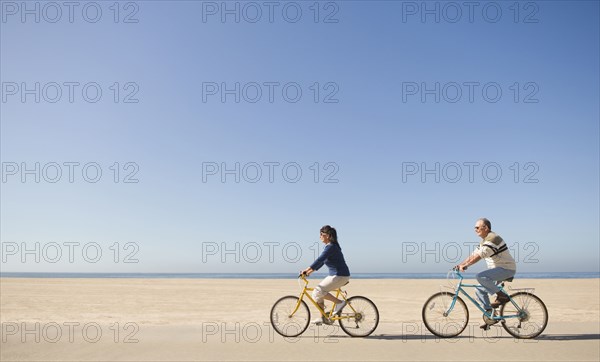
313 276 350 307
312 276 334 311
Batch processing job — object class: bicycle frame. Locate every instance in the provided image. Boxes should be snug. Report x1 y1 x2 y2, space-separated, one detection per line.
290 275 357 321
448 271 523 321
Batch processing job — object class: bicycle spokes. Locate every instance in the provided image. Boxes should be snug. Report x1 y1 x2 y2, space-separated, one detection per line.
499 292 548 339
422 292 469 338
270 296 310 338
338 296 379 337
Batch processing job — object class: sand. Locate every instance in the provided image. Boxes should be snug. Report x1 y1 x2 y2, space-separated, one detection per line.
1 278 599 361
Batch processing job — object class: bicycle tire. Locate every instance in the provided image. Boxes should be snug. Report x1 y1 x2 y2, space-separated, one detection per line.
338 296 379 337
422 292 469 338
270 295 310 337
500 292 548 339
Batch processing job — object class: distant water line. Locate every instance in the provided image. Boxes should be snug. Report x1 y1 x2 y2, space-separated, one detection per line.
1 272 599 279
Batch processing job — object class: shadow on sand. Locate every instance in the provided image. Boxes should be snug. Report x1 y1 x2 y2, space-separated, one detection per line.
297 333 600 341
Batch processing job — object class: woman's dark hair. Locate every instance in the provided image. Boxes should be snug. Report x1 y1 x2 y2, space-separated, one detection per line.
320 225 338 244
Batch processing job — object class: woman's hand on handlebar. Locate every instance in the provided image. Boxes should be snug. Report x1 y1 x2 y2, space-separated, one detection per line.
300 267 313 277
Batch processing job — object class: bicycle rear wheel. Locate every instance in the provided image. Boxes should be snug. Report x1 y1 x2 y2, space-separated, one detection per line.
338 296 379 337
500 292 548 339
270 296 310 337
422 292 469 338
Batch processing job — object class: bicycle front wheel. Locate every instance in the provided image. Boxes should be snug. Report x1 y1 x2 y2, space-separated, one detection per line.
338 296 379 337
500 292 548 339
422 292 469 338
270 296 310 337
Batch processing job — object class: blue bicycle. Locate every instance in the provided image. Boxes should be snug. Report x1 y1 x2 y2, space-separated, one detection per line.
422 269 548 339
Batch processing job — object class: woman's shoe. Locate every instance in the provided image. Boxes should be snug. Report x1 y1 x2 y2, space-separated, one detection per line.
333 301 347 316
312 317 333 326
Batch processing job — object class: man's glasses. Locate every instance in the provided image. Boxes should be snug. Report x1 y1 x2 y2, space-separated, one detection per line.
474 226 484 230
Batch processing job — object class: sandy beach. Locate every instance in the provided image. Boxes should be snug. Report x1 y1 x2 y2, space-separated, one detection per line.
1 278 599 361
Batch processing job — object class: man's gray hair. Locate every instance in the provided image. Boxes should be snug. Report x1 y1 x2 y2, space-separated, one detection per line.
479 218 492 230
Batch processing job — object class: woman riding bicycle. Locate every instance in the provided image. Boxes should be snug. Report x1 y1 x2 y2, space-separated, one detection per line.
301 225 350 325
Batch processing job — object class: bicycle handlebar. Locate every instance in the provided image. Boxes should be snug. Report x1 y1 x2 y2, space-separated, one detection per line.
297 273 309 288
449 268 465 280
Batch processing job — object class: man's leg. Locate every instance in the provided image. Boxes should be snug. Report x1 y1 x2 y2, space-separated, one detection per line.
475 283 493 311
476 268 515 310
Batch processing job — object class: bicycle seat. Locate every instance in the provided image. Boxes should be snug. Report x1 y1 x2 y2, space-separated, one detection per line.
500 277 514 282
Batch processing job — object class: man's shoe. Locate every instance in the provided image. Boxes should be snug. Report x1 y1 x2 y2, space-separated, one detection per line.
480 309 499 329
333 301 347 316
490 291 510 308
480 323 496 330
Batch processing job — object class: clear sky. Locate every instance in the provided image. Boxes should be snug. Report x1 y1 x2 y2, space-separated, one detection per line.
1 0 598 274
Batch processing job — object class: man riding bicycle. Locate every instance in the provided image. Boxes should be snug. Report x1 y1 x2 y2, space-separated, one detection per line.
457 218 516 328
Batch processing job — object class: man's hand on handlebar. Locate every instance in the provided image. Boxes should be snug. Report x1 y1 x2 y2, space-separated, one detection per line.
454 265 468 272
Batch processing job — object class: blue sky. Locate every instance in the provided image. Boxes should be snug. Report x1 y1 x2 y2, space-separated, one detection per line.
1 1 598 274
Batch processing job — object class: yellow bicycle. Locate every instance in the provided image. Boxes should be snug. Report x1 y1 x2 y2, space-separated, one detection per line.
270 274 379 337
